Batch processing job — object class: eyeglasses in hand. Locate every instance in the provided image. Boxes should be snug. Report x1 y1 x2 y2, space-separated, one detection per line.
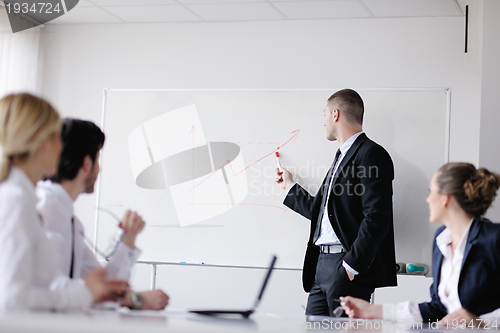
79 207 126 260
332 298 345 318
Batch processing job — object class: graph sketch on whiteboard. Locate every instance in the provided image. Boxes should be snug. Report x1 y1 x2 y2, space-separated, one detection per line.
127 104 248 227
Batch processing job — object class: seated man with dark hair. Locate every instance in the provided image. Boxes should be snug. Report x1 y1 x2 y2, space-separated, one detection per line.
36 118 169 310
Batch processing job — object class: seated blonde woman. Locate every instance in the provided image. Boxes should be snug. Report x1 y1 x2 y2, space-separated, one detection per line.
0 93 127 312
341 163 500 327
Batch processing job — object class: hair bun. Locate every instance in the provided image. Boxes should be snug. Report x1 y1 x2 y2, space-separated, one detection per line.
464 168 500 215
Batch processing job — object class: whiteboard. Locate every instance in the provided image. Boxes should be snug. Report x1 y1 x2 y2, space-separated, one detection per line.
96 89 449 269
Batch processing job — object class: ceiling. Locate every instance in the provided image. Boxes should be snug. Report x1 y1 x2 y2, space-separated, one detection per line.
4 0 468 25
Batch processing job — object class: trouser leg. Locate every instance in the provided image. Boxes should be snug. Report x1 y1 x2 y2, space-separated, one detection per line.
308 253 376 316
305 280 329 316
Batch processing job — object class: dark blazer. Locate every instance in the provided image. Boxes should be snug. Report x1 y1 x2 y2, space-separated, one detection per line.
284 133 397 292
419 218 500 322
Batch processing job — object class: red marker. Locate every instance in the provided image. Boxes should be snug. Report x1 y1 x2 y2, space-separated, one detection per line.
275 151 282 172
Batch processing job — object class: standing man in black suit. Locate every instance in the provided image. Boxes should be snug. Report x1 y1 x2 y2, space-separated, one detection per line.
276 89 397 316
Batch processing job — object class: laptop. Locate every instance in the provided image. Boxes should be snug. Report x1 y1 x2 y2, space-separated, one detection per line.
189 255 277 318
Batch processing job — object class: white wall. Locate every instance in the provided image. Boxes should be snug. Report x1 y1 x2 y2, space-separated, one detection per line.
40 13 484 312
479 0 500 222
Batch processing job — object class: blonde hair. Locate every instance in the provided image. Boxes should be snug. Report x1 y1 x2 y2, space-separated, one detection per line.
0 93 62 182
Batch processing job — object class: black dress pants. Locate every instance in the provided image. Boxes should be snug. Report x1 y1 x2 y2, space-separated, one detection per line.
305 253 376 316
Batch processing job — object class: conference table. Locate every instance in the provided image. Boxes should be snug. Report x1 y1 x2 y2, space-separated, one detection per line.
0 308 476 333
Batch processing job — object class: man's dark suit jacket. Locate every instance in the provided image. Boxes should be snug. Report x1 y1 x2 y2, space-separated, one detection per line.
284 133 397 292
419 218 500 322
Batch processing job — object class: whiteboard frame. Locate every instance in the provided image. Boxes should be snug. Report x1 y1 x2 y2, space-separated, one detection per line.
94 88 452 267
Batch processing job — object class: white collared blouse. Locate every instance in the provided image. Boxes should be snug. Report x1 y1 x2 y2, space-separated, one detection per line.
0 167 93 313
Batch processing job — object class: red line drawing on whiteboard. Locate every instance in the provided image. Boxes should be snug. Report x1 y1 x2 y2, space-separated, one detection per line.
189 129 300 191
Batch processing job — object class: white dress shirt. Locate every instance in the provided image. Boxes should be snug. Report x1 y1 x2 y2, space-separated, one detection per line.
0 167 93 313
36 180 141 281
315 131 364 247
383 222 472 322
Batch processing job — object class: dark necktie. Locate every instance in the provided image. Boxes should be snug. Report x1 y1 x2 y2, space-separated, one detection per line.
313 149 342 242
69 217 75 278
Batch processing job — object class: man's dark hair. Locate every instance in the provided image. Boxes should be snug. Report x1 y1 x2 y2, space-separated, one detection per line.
327 89 364 125
51 118 105 183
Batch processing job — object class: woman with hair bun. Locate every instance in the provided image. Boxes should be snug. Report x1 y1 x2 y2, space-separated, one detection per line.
0 93 127 313
341 162 500 327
